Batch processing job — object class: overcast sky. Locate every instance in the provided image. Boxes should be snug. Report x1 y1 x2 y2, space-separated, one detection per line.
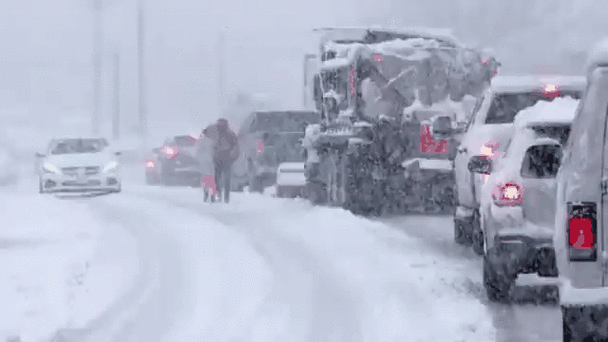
1 0 607 139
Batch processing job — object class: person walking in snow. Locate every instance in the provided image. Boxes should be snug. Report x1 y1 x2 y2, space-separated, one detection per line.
202 118 240 203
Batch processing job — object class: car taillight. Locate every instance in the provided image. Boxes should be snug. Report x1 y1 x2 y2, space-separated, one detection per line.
492 182 523 206
542 84 560 98
145 160 155 170
162 146 178 159
258 140 264 155
568 202 597 262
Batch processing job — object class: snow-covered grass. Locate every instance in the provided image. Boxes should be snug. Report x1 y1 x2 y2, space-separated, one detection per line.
0 190 138 342
128 185 496 341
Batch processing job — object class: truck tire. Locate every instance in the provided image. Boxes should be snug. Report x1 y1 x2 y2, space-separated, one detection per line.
472 222 485 256
483 252 514 303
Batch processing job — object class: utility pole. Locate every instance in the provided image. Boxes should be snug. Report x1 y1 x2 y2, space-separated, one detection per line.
303 54 316 109
92 0 103 135
137 0 147 137
113 52 120 140
217 30 225 113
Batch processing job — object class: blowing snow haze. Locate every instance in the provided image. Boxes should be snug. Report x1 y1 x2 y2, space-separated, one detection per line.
0 0 606 135
4 0 608 341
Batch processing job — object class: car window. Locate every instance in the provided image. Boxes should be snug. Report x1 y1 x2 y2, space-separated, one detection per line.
51 138 107 155
520 144 562 178
485 91 582 125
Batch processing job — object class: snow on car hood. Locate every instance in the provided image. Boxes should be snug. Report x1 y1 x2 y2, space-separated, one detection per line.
45 152 116 168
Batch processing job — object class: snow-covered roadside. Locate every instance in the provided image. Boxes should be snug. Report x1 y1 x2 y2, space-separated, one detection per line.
0 191 138 342
128 186 496 341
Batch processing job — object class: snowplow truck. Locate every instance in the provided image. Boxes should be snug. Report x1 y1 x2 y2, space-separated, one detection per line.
302 27 500 216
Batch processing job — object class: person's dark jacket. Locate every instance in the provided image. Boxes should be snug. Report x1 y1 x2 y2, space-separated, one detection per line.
203 124 240 167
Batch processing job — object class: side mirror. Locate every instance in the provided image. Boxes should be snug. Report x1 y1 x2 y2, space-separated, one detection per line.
432 117 454 141
152 147 161 153
35 152 45 158
468 155 492 174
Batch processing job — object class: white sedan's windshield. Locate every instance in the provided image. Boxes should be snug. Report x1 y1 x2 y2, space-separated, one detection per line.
51 139 107 154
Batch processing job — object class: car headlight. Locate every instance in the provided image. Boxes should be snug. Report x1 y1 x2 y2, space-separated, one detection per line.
42 163 60 174
103 161 118 173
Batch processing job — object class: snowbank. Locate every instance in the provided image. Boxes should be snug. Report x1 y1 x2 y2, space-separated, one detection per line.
0 191 138 342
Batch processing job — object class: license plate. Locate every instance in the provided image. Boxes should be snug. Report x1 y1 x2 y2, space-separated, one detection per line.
76 176 87 184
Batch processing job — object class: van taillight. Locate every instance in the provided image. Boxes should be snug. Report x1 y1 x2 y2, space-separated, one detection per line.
492 182 523 206
568 203 597 262
258 140 264 154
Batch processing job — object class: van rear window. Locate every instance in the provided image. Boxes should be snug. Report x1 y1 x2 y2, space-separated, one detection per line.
521 144 562 178
485 92 582 125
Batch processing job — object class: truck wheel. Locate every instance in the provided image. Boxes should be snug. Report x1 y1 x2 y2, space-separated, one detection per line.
561 305 602 342
483 252 514 303
472 225 485 256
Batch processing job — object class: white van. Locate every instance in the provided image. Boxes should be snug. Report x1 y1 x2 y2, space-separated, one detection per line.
554 37 608 341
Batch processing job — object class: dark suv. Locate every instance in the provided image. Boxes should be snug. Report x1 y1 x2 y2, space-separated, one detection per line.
232 110 321 192
146 135 202 187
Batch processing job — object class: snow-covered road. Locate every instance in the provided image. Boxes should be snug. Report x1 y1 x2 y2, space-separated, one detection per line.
2 165 563 341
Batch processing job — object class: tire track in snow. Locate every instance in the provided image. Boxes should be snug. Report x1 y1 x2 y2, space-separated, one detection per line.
132 191 365 342
47 196 185 342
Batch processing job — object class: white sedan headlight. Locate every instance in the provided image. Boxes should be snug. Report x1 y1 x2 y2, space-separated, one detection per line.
42 163 60 174
103 161 118 173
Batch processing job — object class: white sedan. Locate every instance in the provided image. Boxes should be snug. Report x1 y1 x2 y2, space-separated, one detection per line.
36 137 121 194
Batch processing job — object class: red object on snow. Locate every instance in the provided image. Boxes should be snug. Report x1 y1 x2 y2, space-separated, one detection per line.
201 174 216 195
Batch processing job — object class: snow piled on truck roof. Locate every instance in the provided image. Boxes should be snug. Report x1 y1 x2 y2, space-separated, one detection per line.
315 26 459 46
514 97 579 128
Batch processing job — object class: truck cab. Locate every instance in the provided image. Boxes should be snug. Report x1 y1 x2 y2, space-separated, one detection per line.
452 75 585 248
555 37 608 341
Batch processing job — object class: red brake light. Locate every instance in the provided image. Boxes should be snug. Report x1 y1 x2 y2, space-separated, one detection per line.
542 84 560 98
145 160 155 170
481 56 488 65
162 146 178 159
568 203 597 261
258 140 264 154
492 182 523 206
